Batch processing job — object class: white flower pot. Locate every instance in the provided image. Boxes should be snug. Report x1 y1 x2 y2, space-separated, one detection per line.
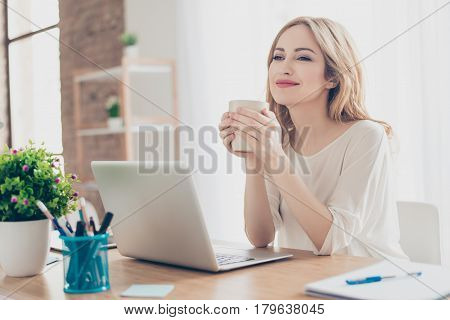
107 117 123 129
124 45 139 58
0 219 50 277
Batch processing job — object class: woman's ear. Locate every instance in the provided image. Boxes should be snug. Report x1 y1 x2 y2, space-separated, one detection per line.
325 78 338 89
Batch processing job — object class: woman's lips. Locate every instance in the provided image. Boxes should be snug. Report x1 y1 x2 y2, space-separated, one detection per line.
276 83 299 88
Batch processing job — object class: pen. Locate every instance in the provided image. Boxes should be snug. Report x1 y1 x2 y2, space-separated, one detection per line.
65 219 74 234
98 212 114 234
68 221 88 287
57 216 74 236
57 218 72 237
89 217 97 235
75 239 102 289
346 272 422 285
36 200 68 237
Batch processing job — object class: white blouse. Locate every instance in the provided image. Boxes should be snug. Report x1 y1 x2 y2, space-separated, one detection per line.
264 120 409 260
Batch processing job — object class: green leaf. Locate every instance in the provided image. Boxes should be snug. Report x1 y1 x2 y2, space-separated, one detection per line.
0 141 80 221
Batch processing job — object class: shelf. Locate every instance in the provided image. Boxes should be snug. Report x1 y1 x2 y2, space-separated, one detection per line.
73 58 179 180
77 127 124 136
77 124 174 137
74 64 172 83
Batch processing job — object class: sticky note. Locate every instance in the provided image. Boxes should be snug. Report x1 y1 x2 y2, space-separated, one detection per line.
120 284 175 298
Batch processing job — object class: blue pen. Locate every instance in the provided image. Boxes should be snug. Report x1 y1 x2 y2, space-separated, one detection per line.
53 219 68 237
346 272 422 285
65 219 74 233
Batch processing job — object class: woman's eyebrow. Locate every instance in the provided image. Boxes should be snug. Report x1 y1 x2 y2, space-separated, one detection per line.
274 47 316 55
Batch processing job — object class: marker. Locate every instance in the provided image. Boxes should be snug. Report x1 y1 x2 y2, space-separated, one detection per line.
36 200 69 237
98 212 114 234
75 221 87 237
89 217 97 235
346 272 422 285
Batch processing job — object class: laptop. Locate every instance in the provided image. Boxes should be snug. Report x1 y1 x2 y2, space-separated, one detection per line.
91 161 293 272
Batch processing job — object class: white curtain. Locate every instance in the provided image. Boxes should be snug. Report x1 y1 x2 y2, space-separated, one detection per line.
176 0 450 264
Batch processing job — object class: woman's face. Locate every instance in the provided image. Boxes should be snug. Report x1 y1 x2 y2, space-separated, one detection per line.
269 24 331 108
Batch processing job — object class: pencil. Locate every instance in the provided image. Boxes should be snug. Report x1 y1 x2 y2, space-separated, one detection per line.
36 200 72 237
79 197 93 236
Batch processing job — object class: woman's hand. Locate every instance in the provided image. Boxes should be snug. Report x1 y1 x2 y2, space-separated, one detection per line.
228 107 285 170
218 112 254 160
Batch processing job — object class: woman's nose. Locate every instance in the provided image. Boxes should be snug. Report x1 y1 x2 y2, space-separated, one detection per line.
280 60 294 75
280 68 293 76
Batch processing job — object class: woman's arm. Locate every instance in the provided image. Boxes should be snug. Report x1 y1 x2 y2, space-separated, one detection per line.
268 154 332 251
218 111 276 248
243 157 276 248
229 107 332 251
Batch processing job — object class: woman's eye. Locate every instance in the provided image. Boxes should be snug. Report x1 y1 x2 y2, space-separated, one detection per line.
272 55 311 61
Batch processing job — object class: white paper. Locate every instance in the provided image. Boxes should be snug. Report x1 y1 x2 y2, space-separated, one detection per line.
304 260 450 299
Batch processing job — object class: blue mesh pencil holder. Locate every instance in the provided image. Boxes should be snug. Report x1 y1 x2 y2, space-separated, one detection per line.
60 233 110 294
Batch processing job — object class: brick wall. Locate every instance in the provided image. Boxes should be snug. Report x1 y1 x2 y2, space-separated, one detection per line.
59 0 125 218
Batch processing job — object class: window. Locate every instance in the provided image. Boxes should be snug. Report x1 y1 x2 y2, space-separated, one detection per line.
6 0 62 153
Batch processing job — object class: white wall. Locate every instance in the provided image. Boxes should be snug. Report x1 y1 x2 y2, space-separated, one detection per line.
125 0 450 265
124 0 178 167
175 0 450 265
124 0 177 59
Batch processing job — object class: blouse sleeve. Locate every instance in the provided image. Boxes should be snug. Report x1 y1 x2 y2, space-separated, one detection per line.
263 173 283 232
314 124 392 256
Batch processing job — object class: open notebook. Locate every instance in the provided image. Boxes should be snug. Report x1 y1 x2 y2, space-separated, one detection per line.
305 260 450 300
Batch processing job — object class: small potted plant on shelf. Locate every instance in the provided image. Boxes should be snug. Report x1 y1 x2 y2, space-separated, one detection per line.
0 141 79 277
105 95 123 129
120 32 138 58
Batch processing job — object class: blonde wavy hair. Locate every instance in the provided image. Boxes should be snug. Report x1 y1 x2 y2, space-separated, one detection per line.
266 17 392 147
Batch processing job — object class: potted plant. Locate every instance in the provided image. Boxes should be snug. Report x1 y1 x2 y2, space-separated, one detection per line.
0 141 79 277
120 32 138 58
105 95 123 129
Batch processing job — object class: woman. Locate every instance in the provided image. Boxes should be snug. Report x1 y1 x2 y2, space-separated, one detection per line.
218 17 408 260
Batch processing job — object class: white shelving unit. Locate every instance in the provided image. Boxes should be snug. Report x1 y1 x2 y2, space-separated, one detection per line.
73 57 180 183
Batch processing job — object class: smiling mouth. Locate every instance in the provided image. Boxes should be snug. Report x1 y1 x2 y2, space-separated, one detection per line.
276 82 300 88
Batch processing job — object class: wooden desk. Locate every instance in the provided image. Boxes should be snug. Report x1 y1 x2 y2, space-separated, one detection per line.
0 241 375 300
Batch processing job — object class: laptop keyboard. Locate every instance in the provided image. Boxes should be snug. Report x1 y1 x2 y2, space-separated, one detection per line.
215 253 255 266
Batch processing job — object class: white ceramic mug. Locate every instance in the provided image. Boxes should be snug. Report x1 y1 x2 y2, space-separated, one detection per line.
228 100 269 152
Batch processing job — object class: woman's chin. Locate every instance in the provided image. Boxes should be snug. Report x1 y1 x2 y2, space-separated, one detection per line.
273 97 297 108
